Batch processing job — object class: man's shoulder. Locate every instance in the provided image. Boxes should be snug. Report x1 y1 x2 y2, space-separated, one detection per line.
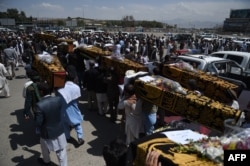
38 95 62 105
39 95 58 99
3 48 9 51
45 95 61 100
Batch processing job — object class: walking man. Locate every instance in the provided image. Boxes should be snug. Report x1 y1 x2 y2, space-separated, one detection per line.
36 83 68 166
3 42 18 79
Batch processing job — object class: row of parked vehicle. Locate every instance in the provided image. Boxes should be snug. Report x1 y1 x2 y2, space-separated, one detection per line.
43 28 104 35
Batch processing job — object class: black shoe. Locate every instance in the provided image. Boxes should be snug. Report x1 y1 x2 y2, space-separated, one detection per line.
37 158 51 165
6 76 12 80
67 137 72 143
78 138 84 145
98 113 105 116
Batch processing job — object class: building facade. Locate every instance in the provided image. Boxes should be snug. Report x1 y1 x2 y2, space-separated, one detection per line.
223 9 250 33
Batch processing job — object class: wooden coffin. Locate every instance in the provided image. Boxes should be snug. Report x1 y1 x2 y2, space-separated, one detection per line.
134 79 241 131
32 54 66 88
101 56 148 76
78 45 111 59
162 65 239 101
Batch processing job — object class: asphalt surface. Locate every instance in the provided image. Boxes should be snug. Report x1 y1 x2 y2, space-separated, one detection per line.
0 66 125 166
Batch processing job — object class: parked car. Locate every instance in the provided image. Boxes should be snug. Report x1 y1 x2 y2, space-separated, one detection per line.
210 51 250 74
128 32 146 40
121 32 130 37
172 33 193 42
0 27 15 32
175 54 247 90
200 33 218 41
210 51 250 88
233 37 250 45
94 30 104 35
73 30 83 35
44 29 57 34
81 29 94 35
59 28 70 33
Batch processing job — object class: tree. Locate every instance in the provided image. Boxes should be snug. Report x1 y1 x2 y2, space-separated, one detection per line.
77 19 85 27
0 8 31 24
7 8 19 19
122 15 135 27
136 20 163 28
0 12 8 18
57 20 65 26
19 11 26 19
29 16 33 21
19 11 27 23
122 15 135 22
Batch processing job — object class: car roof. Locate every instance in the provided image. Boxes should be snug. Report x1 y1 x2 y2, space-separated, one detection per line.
177 55 232 67
177 55 234 71
211 51 250 57
82 29 94 31
178 54 230 63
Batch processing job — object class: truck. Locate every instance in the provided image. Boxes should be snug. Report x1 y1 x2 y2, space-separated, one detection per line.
175 54 248 92
210 51 250 88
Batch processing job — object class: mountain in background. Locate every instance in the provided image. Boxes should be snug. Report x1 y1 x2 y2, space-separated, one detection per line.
165 18 223 29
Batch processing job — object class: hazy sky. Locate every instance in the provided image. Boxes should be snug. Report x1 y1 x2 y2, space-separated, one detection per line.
0 0 249 23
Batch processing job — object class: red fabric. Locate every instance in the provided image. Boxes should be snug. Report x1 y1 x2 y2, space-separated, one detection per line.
199 126 211 135
164 116 183 123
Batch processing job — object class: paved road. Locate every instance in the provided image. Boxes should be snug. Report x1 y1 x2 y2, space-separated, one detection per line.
0 66 124 166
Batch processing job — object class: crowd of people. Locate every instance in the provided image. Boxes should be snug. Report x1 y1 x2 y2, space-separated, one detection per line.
0 29 249 166
0 30 162 166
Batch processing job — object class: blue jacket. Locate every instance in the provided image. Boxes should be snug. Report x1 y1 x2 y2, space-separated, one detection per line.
36 96 64 139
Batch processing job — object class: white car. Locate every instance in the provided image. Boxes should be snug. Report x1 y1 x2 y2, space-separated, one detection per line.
59 28 70 33
81 29 94 35
176 55 239 74
44 29 57 34
233 37 250 44
0 27 14 32
73 30 83 35
210 51 250 76
94 30 104 35
176 54 247 89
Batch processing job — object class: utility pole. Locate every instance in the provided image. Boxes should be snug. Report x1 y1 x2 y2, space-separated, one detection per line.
83 7 85 29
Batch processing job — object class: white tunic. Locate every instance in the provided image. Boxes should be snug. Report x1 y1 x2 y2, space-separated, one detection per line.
40 133 67 152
